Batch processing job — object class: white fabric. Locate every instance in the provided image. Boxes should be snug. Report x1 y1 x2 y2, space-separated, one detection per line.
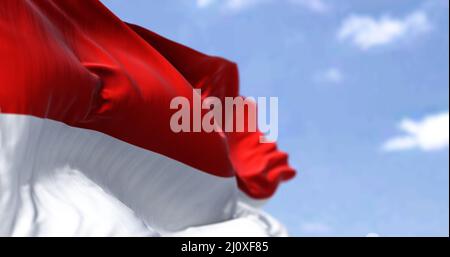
0 114 286 236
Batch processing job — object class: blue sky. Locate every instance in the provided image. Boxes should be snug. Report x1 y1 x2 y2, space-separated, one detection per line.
102 0 449 236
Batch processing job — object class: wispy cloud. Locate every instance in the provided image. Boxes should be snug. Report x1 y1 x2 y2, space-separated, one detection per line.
383 112 449 152
194 0 263 10
338 11 431 50
300 222 332 234
196 0 214 8
288 0 329 13
225 0 261 11
314 67 343 84
194 0 330 13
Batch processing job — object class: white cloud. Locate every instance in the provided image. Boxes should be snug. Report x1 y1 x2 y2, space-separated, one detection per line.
366 232 380 237
194 0 329 13
196 0 214 8
338 11 431 50
383 112 449 152
194 0 261 10
225 0 260 10
300 222 332 234
289 0 329 13
315 67 343 84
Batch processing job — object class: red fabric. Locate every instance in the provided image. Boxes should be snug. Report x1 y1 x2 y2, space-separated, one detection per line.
0 0 295 198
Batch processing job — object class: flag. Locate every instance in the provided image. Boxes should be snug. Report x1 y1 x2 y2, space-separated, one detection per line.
0 0 295 236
